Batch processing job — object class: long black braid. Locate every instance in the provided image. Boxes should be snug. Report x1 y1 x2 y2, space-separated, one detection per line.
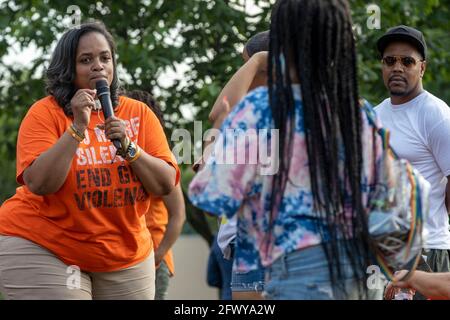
267 0 371 297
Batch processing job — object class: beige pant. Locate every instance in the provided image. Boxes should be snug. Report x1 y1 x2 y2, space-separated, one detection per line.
0 235 155 300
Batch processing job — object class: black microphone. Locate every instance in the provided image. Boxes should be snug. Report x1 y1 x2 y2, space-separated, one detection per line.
95 79 122 150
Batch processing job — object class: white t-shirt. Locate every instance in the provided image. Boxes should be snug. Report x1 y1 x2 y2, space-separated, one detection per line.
375 91 450 249
216 215 237 259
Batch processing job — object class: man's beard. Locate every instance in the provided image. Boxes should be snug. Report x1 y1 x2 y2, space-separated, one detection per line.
388 76 409 97
389 84 411 97
390 89 409 96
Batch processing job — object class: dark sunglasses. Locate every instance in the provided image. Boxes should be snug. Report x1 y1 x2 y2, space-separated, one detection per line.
382 56 424 68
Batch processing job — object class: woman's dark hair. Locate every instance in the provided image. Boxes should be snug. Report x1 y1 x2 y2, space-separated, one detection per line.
125 89 165 127
125 89 171 148
267 0 371 297
46 21 120 116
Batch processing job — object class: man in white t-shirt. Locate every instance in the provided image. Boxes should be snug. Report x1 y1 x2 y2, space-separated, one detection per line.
375 26 450 277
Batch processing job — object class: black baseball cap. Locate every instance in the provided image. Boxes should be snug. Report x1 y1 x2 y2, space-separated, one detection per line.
377 25 427 60
245 31 270 57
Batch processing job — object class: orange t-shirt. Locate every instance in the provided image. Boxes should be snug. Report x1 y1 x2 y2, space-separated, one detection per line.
145 196 174 275
0 95 179 272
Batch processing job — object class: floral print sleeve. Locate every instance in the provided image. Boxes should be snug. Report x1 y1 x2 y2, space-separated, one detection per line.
188 88 267 218
188 88 271 272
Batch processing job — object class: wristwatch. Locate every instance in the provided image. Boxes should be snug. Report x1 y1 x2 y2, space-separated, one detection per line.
125 141 141 163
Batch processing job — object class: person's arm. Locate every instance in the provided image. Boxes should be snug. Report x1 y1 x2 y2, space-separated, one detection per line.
188 90 261 219
386 270 450 300
23 89 96 195
127 151 177 196
208 51 267 123
192 102 229 173
192 51 267 173
102 115 177 196
427 117 450 215
24 132 82 195
154 184 186 267
445 176 450 215
197 100 231 171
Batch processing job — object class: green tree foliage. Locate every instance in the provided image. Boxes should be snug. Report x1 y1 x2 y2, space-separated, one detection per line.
0 1 448 235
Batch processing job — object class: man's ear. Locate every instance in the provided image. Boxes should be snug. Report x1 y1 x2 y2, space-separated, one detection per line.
420 60 427 78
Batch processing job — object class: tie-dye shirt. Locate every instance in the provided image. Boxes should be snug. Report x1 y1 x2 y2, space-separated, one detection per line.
189 86 383 273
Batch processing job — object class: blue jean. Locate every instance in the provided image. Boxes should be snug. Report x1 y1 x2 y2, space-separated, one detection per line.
263 244 363 300
207 236 233 300
231 265 265 293
229 242 265 293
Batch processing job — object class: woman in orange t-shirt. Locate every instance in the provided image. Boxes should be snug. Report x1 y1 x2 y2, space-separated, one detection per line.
0 21 179 300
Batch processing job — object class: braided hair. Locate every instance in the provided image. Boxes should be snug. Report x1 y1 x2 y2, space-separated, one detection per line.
267 0 370 297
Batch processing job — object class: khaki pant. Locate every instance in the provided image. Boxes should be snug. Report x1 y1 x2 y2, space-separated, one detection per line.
0 235 155 300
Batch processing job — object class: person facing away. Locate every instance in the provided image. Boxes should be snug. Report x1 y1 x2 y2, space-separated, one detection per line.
200 30 269 300
0 21 179 300
189 0 390 300
125 89 186 300
374 25 450 275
